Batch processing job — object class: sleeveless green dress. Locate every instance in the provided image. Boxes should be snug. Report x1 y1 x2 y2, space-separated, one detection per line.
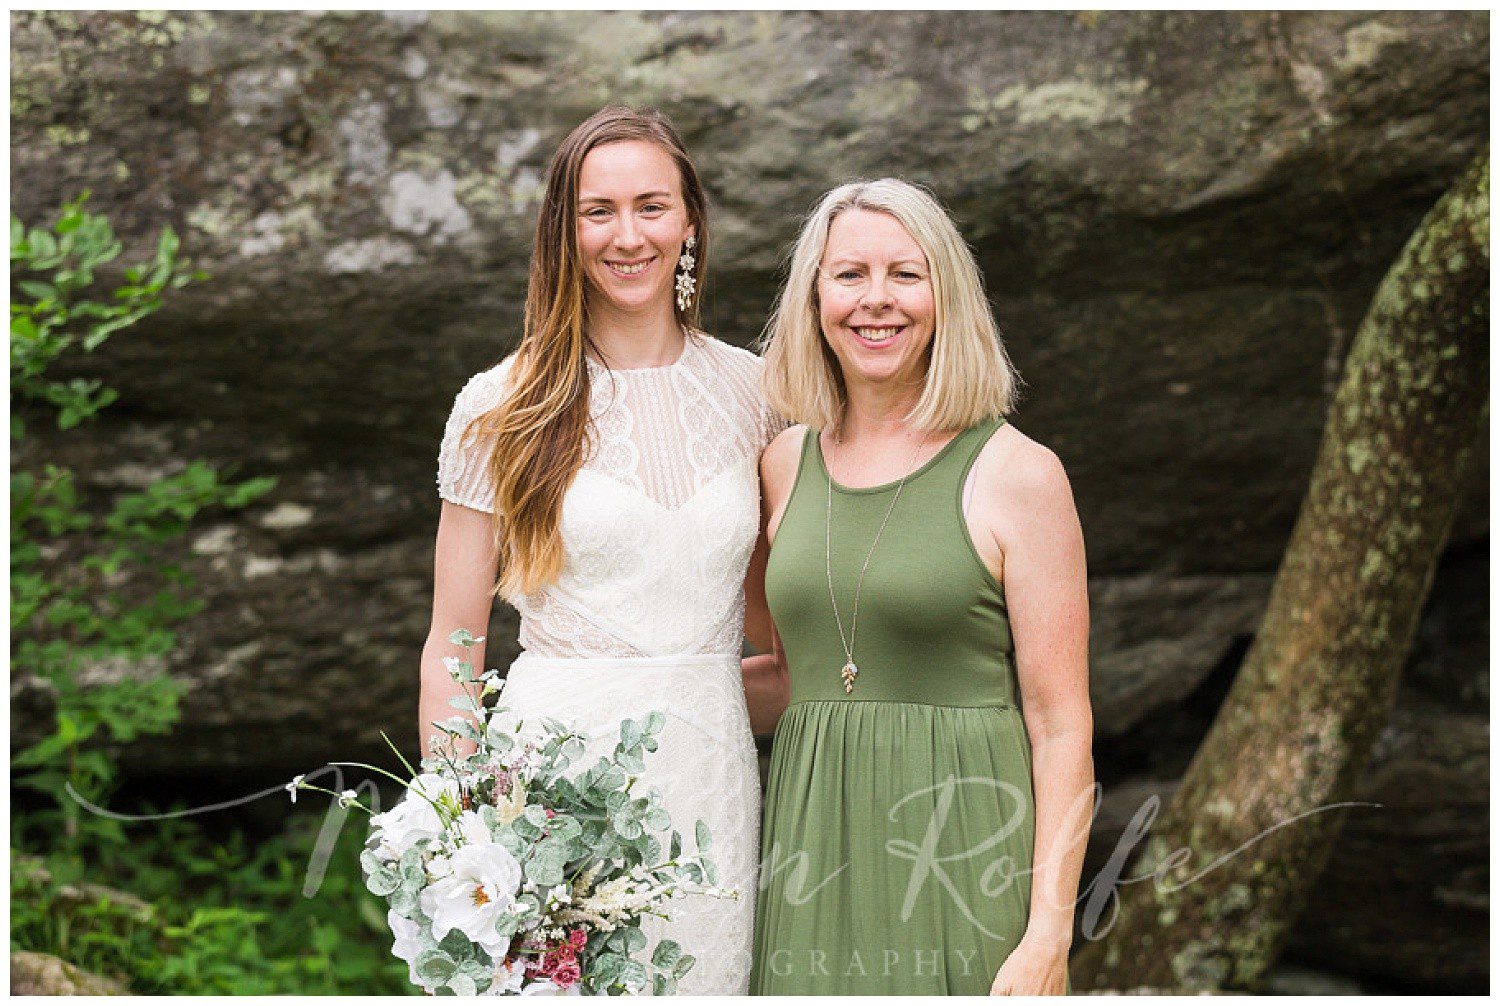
751 419 1036 995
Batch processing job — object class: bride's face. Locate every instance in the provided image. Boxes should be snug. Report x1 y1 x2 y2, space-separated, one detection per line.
576 140 694 317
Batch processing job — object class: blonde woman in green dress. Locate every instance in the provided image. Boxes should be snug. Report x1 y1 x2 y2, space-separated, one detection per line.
745 179 1094 995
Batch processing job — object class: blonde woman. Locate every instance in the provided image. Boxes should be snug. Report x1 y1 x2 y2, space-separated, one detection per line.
747 180 1093 994
425 106 779 994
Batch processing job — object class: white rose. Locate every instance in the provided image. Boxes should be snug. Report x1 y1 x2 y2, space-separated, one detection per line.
456 808 493 846
387 910 434 993
370 773 459 862
419 842 524 958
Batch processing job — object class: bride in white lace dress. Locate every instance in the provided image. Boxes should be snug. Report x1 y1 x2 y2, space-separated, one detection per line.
420 107 779 995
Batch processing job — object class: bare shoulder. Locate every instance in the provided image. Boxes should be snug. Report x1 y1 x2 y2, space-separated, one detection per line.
761 423 806 486
760 422 808 520
971 421 1077 521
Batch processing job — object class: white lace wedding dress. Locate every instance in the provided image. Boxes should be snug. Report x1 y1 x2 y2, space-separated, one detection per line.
436 333 780 995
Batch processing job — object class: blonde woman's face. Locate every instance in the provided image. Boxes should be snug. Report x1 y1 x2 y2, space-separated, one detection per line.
817 208 936 392
576 140 694 317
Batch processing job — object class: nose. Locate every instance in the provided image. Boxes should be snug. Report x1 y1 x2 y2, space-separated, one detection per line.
859 273 893 311
612 213 644 251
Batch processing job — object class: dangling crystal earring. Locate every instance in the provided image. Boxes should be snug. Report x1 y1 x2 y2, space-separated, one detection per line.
675 235 697 313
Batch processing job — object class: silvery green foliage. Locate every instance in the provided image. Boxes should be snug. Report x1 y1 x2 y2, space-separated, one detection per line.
355 628 728 996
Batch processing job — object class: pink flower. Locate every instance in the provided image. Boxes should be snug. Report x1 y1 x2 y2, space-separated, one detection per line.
568 929 586 950
552 959 581 988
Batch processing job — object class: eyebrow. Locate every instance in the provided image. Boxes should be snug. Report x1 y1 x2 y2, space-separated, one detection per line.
578 191 676 204
823 256 928 269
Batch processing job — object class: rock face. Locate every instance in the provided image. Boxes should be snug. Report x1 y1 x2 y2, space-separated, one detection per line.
11 951 128 995
9 10 1489 991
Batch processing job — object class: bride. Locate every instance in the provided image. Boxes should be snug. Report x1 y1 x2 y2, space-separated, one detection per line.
422 106 779 994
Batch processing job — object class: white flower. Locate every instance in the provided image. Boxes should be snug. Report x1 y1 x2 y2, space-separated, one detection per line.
419 842 523 958
285 774 306 804
369 773 459 862
456 808 493 846
520 979 582 996
388 909 434 993
338 788 360 809
486 959 527 995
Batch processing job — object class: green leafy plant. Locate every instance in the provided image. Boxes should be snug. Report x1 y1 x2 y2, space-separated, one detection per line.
10 193 276 844
11 810 414 994
8 195 413 994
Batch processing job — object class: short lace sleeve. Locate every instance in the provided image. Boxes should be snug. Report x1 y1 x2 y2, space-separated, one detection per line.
759 379 791 455
436 358 513 513
699 337 788 455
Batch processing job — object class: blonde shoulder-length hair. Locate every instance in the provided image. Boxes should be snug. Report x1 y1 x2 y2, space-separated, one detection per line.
760 178 1021 434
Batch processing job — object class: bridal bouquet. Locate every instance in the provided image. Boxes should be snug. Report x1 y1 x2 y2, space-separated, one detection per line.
293 629 731 996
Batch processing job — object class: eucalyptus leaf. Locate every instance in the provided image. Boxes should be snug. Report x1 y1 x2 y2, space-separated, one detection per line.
619 719 641 749
593 952 625 986
651 939 682 969
438 929 476 960
414 951 457 986
390 885 420 914
366 867 400 897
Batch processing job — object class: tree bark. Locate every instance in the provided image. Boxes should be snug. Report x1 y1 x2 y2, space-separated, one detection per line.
1072 150 1489 992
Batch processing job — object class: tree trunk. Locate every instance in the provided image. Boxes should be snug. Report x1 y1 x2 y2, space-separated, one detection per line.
1072 150 1489 992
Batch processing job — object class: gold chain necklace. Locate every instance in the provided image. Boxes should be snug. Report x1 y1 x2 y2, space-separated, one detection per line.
824 430 926 694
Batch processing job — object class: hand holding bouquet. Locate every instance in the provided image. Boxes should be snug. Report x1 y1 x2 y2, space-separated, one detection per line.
294 629 733 995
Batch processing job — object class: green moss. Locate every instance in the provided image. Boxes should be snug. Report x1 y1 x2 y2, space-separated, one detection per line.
965 76 1149 132
43 125 90 147
1343 439 1374 475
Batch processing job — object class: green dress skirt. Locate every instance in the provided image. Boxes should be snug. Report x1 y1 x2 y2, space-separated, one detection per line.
752 420 1037 995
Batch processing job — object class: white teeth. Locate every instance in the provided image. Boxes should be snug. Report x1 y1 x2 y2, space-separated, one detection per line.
854 326 902 343
609 261 649 275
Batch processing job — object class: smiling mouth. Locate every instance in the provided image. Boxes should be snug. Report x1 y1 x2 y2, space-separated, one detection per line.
606 258 653 277
852 325 905 345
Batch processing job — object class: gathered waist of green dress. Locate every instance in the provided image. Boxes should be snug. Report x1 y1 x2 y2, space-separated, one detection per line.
782 697 1021 714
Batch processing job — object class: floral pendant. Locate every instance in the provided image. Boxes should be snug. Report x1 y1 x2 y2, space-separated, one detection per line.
840 661 859 694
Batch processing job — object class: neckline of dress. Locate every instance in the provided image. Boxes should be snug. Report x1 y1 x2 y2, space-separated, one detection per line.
585 331 700 376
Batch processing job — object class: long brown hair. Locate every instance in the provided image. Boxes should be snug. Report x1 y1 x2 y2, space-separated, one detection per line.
468 105 709 597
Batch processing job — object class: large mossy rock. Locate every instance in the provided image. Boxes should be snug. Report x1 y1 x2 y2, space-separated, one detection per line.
10 12 1488 988
11 8 1485 771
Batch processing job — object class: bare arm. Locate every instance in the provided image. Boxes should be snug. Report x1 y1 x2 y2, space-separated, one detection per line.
743 517 774 654
984 443 1094 995
740 425 804 735
419 501 502 761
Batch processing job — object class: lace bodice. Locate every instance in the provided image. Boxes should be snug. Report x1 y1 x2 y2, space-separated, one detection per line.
437 334 783 659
